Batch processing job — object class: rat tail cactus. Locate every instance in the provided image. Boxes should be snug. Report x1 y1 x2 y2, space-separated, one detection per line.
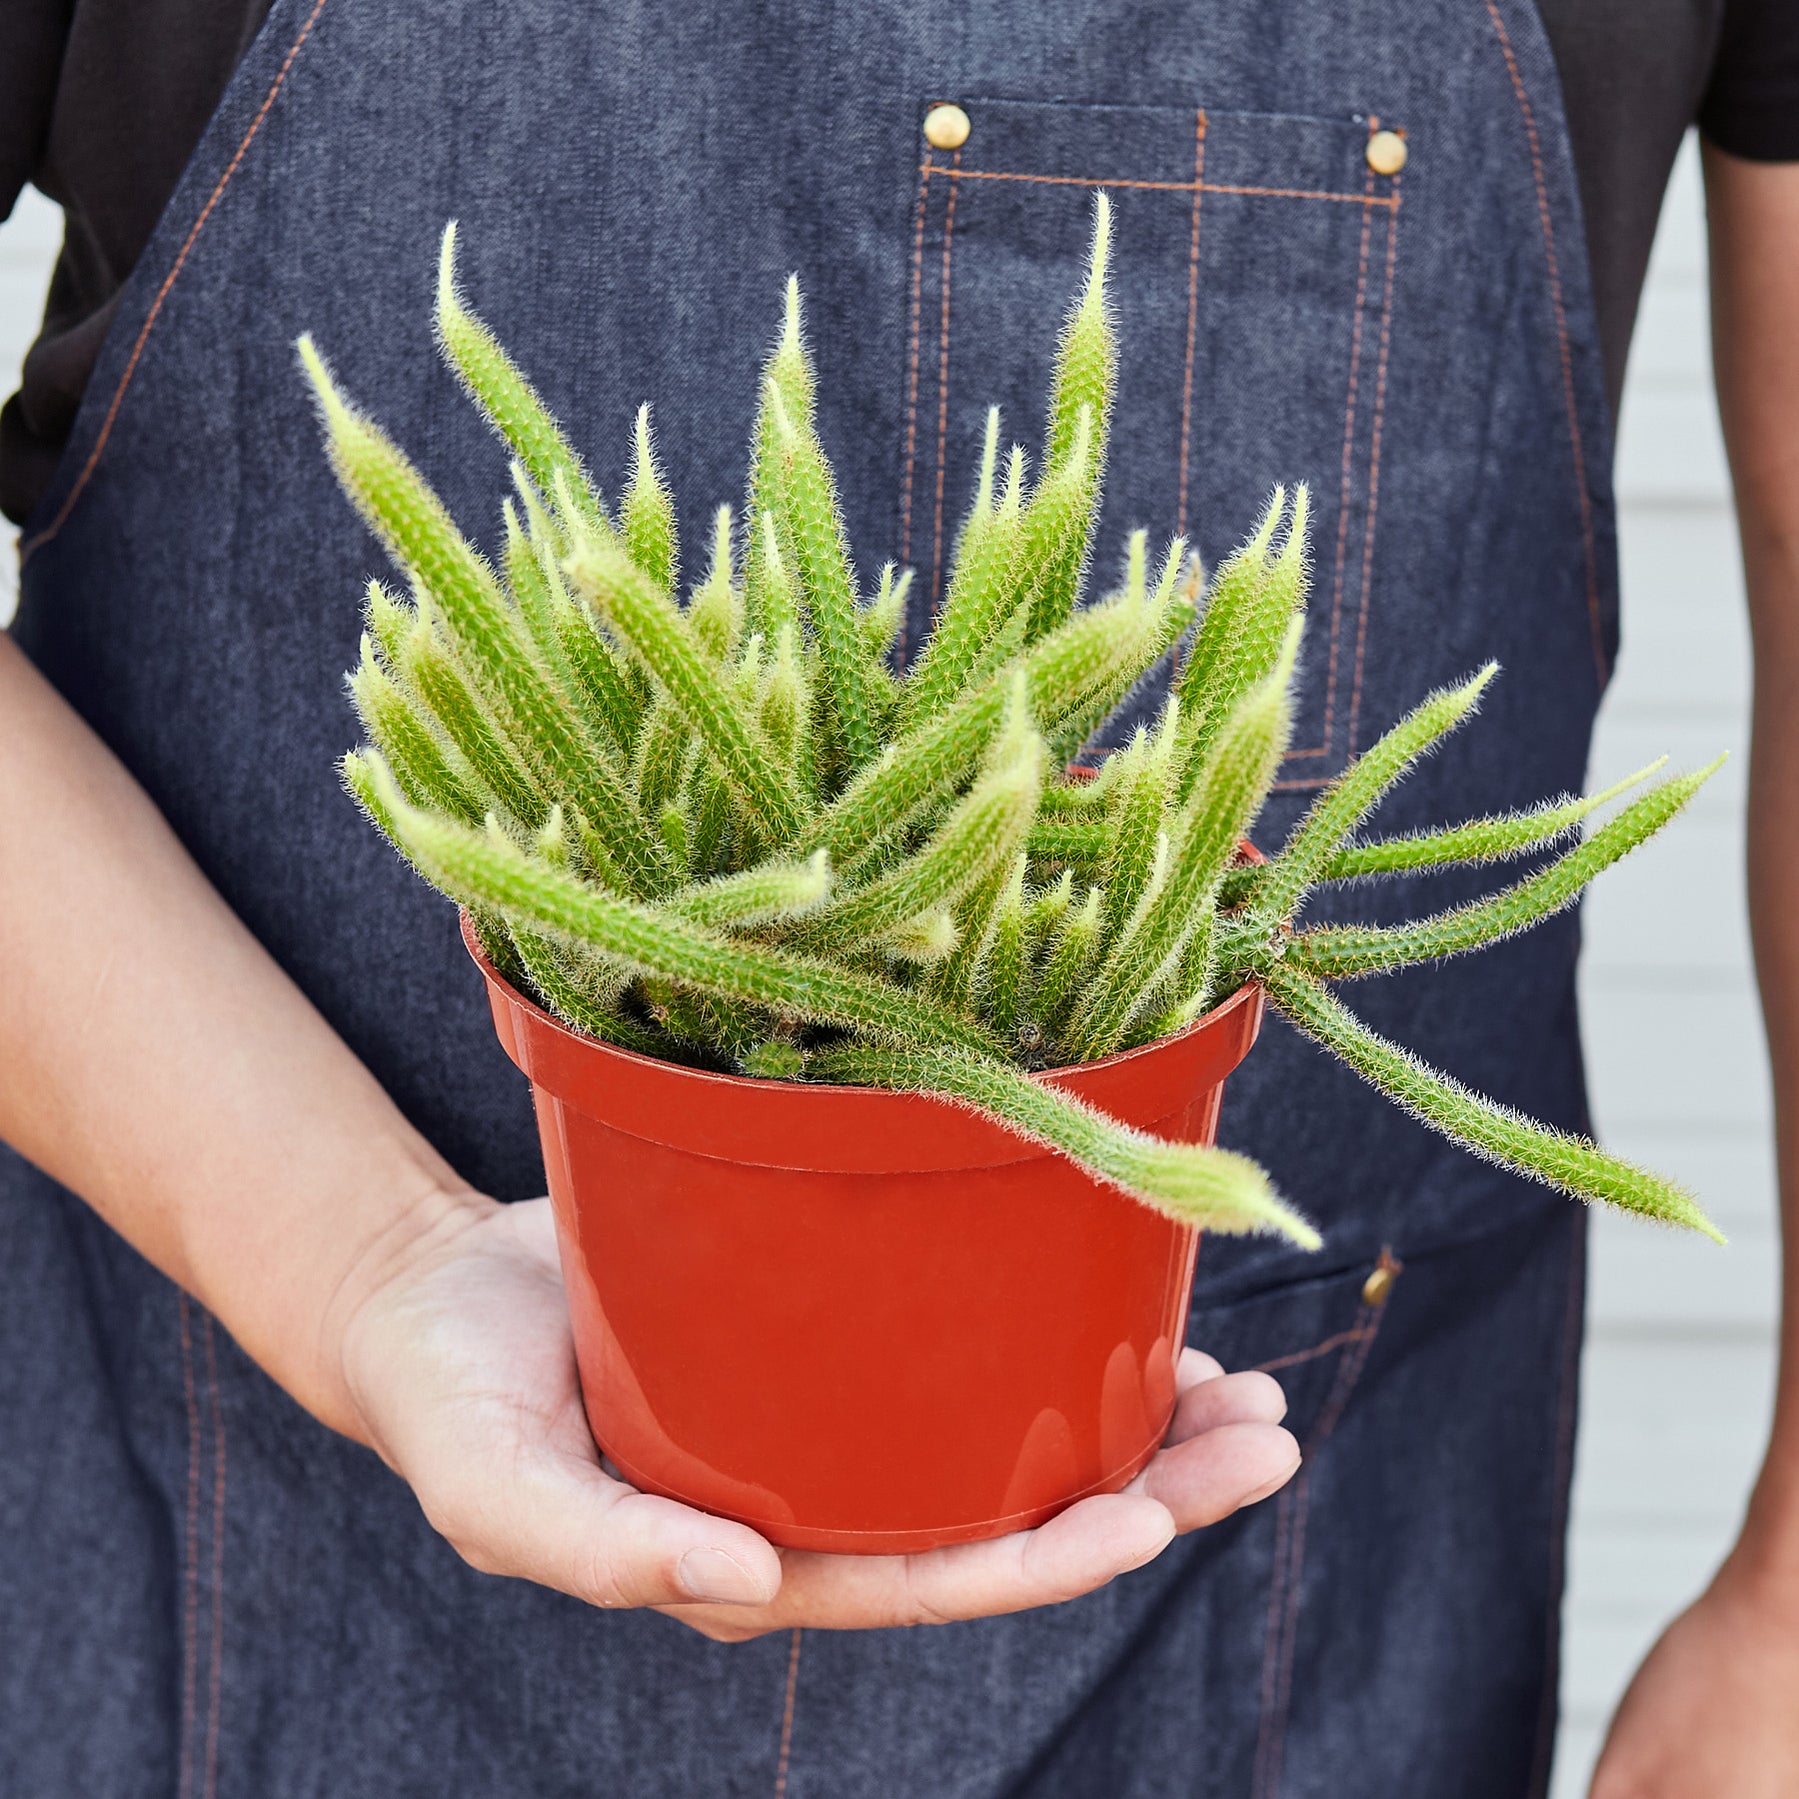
303 197 1724 1249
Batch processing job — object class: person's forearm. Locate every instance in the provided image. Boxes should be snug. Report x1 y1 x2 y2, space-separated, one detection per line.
0 630 483 1438
1707 144 1799 1578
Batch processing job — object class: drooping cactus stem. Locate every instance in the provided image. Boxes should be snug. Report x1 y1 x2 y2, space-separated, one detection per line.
1261 963 1723 1242
813 1044 1319 1247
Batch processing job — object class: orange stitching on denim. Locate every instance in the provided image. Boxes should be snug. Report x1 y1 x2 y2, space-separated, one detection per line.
923 166 1397 207
1251 1470 1310 1799
1251 1261 1397 1797
1264 1488 1312 1792
928 151 962 608
1344 185 1402 754
1252 1324 1372 1375
773 1628 803 1798
1278 122 1395 772
177 1295 201 1799
1175 111 1208 532
1252 1480 1294 1795
1257 1335 1373 1797
1199 182 1392 206
1483 0 1606 682
202 1317 226 1799
20 0 333 563
1314 148 1379 757
1313 1291 1385 1443
1529 1211 1586 1792
899 162 934 570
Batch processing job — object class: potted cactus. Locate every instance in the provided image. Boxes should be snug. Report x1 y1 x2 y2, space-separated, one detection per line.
301 198 1720 1553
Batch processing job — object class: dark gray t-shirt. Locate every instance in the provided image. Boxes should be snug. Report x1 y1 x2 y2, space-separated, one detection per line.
1542 0 1798 413
2 0 1797 524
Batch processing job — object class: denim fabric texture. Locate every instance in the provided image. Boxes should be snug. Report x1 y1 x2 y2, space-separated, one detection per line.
3 0 1611 1791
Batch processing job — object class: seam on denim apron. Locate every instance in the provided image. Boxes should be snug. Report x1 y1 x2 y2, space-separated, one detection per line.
202 1315 228 1799
1313 148 1378 759
1481 0 1607 684
1527 1210 1585 1796
926 168 1396 207
930 151 964 607
177 1295 202 1799
900 150 935 576
1275 140 1402 790
1252 1471 1310 1799
1175 110 1209 533
1344 174 1403 753
1251 1323 1373 1375
1250 1250 1402 1799
772 1627 803 1798
20 0 333 564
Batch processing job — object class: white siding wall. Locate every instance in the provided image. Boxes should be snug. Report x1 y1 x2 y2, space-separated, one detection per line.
0 135 1775 1795
1 184 61 624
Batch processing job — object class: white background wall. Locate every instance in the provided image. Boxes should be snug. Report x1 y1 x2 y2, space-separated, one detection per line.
0 182 59 621
0 135 1776 1796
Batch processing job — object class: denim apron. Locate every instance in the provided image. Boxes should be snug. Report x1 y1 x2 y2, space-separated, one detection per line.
3 0 1614 1792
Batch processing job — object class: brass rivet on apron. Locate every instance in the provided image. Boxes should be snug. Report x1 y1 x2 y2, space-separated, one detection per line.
1361 1261 1398 1307
1366 129 1408 176
924 104 971 151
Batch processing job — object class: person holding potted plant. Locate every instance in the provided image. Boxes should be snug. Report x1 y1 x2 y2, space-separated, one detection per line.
281 205 1723 1562
2 2 1797 1797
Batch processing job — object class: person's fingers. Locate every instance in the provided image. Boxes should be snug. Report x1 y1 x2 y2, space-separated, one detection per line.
669 1404 1302 1640
1011 1493 1179 1602
645 1370 1294 1637
428 1445 784 1612
672 1420 1303 1641
1170 1368 1287 1441
1130 1422 1300 1529
1174 1347 1227 1394
503 1193 563 1265
738 1492 1178 1633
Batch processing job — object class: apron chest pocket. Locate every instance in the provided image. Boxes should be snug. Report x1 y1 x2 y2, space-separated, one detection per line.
893 95 1405 786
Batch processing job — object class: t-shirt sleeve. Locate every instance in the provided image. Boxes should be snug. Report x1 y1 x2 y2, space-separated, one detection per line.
1698 0 1799 162
0 2 72 220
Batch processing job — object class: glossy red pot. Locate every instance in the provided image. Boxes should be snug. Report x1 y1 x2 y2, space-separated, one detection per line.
463 916 1264 1553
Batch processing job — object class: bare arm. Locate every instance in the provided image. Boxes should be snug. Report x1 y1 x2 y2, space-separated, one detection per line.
0 629 470 1435
1593 144 1799 1797
0 629 1297 1636
1728 148 1799 1572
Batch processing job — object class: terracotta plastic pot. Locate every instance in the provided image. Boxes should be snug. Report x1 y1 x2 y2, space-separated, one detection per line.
463 916 1264 1553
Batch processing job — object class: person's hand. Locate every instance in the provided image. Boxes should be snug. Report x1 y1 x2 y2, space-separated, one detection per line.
1589 1545 1799 1797
333 1192 1300 1641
